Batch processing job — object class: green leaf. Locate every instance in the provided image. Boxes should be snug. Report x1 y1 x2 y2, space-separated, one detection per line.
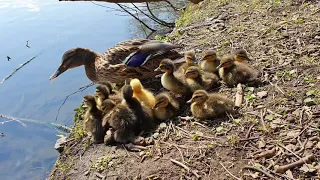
265 114 275 121
306 90 317 96
192 134 199 140
304 97 314 103
56 134 65 138
152 132 160 139
216 126 224 133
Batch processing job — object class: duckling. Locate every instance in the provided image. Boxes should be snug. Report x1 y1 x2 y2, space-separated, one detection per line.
83 95 105 144
185 66 220 92
187 90 235 120
101 81 118 95
100 99 138 145
130 78 156 109
198 50 220 73
95 85 122 111
217 55 260 87
176 50 197 74
155 59 190 95
233 49 251 63
152 92 179 121
121 84 154 132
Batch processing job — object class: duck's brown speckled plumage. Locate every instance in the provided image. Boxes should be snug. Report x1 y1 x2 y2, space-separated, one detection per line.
50 39 183 84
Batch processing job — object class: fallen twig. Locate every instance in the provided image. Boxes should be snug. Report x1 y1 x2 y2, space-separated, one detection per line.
274 154 314 173
124 143 148 151
254 148 276 159
245 124 255 139
170 159 200 179
243 166 275 179
219 162 241 180
235 83 243 108
0 52 42 84
55 83 95 122
260 109 268 132
178 19 223 33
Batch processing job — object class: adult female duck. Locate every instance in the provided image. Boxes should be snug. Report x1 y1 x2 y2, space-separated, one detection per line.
49 39 182 84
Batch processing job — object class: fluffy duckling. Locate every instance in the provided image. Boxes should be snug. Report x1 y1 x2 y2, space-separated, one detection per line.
121 84 154 132
83 95 105 144
176 50 197 74
101 81 119 95
95 85 122 111
233 49 251 63
217 55 260 87
130 78 156 110
198 50 220 73
152 92 179 121
185 66 220 92
155 59 190 95
187 90 235 120
100 99 138 145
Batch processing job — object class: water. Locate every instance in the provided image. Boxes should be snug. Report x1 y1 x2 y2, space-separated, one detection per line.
0 1 138 179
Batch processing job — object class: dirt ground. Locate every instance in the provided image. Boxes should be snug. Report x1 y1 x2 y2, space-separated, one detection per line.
49 0 320 179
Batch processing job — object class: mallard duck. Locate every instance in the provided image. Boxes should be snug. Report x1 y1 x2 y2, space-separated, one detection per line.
217 55 260 87
176 50 197 74
185 66 220 92
49 39 183 84
83 95 105 144
155 59 190 95
198 50 220 73
121 84 154 132
100 99 139 145
130 78 155 109
187 90 234 119
95 85 122 111
233 49 251 63
101 81 118 95
152 92 179 121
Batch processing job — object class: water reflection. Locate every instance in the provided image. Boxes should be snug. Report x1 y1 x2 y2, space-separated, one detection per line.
0 1 133 179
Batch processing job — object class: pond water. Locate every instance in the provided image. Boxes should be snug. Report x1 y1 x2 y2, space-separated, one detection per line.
0 0 146 179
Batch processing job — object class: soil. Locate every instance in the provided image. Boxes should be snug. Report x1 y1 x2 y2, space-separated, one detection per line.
49 0 320 179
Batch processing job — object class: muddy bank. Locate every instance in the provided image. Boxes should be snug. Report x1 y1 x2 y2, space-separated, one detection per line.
49 0 320 179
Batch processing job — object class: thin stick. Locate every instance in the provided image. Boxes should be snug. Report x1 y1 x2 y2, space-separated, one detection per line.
219 162 241 180
55 83 94 122
170 158 190 172
260 109 267 132
0 52 43 84
243 166 275 179
274 154 314 173
235 83 243 107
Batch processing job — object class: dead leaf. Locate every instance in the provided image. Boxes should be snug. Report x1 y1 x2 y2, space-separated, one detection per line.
270 118 283 129
316 142 320 149
300 164 317 173
257 91 268 99
244 172 260 179
305 141 314 149
286 130 300 138
285 144 296 151
258 140 266 148
285 169 294 179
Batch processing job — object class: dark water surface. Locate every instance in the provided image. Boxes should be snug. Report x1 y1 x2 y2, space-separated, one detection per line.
0 1 135 179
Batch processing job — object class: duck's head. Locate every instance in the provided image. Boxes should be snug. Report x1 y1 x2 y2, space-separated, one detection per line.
101 81 114 93
95 85 110 100
49 48 95 81
201 50 217 62
101 99 116 113
185 50 197 64
153 94 169 109
83 94 96 108
234 49 250 62
154 59 175 73
185 66 200 79
217 55 235 69
122 84 134 100
187 90 208 104
130 78 143 93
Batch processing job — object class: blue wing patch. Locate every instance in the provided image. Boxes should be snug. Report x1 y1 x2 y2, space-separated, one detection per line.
124 52 150 67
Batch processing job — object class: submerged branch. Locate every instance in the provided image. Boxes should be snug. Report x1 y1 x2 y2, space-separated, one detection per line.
0 52 43 85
